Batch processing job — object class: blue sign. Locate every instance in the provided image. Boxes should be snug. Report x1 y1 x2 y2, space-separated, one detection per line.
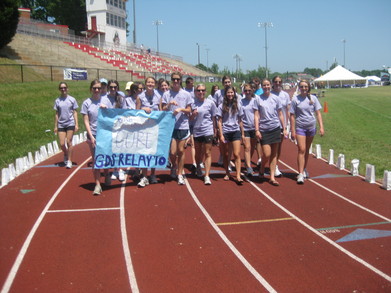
94 109 175 169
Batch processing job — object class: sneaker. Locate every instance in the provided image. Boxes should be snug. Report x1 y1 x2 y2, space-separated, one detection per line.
200 162 205 169
111 171 118 180
177 174 185 185
196 166 203 177
66 160 72 169
246 167 254 177
118 169 125 181
257 158 262 167
191 163 197 172
170 167 177 179
93 184 102 195
304 168 309 179
275 165 282 177
228 165 232 172
105 174 112 186
204 176 211 185
297 173 304 184
149 174 158 184
138 176 149 187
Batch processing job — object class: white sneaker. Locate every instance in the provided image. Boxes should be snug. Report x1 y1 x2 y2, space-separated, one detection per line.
118 169 125 181
257 158 262 166
246 167 254 176
138 176 149 187
275 165 282 177
177 175 185 185
170 167 177 179
111 171 118 180
149 174 158 184
93 184 102 195
297 173 304 184
66 160 72 169
200 162 205 169
204 176 211 185
304 168 309 178
196 166 203 177
228 165 232 172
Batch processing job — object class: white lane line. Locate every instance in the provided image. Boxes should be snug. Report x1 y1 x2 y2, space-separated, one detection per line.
48 207 120 213
184 178 277 293
247 166 391 282
1 157 91 293
279 160 391 222
119 172 139 293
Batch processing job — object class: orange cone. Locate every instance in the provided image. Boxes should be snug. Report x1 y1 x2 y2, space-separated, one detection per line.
324 102 328 113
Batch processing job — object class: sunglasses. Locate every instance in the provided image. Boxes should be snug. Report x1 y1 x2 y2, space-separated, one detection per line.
244 89 252 93
171 78 181 81
92 87 101 90
59 87 67 90
196 89 206 92
109 86 117 89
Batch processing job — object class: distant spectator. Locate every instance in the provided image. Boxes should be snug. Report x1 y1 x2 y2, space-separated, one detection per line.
53 82 79 169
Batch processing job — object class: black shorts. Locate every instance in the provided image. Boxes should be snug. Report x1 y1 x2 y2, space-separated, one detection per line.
223 131 241 142
194 135 214 144
172 129 190 141
58 126 75 132
244 130 256 138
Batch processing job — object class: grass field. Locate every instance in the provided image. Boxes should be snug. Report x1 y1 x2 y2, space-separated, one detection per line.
0 81 390 179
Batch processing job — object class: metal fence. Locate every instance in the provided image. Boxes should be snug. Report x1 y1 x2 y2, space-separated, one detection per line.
0 63 218 84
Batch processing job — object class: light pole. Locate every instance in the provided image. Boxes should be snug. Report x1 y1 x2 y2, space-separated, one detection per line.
342 39 346 67
205 48 210 68
153 20 163 54
132 0 136 44
257 22 273 78
196 43 200 65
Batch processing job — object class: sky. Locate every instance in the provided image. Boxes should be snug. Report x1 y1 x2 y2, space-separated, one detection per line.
126 0 391 74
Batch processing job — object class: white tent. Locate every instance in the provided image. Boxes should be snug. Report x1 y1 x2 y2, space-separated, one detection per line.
314 65 366 88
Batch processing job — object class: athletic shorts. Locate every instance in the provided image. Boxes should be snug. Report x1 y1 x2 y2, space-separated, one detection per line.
194 135 214 144
296 127 316 137
172 129 190 141
260 127 281 145
223 131 241 142
244 130 256 139
58 126 75 132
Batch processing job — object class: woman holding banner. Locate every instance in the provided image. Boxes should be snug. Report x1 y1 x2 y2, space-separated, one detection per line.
137 76 162 187
162 72 192 185
81 79 111 195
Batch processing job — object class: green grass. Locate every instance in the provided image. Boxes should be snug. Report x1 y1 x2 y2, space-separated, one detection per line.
313 86 391 179
0 81 390 179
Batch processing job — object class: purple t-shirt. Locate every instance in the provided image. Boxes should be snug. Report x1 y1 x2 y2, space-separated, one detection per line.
103 92 125 109
271 90 291 127
191 98 217 137
253 93 282 132
80 97 104 136
162 88 192 130
240 95 258 131
122 96 138 110
139 89 161 111
289 94 322 130
53 95 78 128
216 104 243 133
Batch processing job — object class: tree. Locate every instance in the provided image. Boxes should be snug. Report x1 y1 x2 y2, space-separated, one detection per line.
20 0 51 22
195 63 208 72
303 67 324 77
0 0 20 50
209 63 219 74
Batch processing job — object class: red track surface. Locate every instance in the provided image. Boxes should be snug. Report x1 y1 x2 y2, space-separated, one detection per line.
1 138 390 292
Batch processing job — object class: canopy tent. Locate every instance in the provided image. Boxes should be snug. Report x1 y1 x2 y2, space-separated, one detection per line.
366 75 381 82
314 65 366 88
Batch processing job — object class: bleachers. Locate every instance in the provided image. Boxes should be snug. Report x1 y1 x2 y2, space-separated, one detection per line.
63 41 198 78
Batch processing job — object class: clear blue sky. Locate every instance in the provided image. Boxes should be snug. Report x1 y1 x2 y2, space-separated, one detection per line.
126 0 391 73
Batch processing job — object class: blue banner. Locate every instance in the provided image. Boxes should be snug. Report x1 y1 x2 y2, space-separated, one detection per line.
63 68 88 80
94 109 175 169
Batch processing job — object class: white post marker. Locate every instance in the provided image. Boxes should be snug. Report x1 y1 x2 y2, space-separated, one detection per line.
316 144 322 159
350 159 360 176
382 170 391 190
328 149 334 165
365 164 376 184
337 154 345 170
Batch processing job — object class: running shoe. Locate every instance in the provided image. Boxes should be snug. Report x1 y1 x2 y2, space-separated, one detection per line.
149 174 158 184
138 176 149 188
66 160 72 169
297 173 304 184
275 165 282 177
177 175 185 185
257 158 262 166
118 169 125 181
204 176 211 185
246 167 254 177
93 184 102 195
200 162 205 169
111 171 118 180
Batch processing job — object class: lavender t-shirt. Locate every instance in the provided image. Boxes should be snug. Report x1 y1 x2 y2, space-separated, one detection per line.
53 95 78 128
139 90 161 111
272 90 291 127
253 93 282 132
191 98 217 137
240 96 258 131
122 96 138 110
80 97 104 136
162 89 192 130
289 94 322 130
216 104 243 133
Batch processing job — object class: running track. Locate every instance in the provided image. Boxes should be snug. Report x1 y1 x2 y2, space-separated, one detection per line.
1 136 390 292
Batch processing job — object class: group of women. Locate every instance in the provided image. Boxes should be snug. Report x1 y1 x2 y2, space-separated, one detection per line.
53 72 324 195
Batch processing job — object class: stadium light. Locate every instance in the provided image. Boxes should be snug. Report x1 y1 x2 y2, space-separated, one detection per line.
153 20 163 54
257 22 273 78
342 39 346 67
